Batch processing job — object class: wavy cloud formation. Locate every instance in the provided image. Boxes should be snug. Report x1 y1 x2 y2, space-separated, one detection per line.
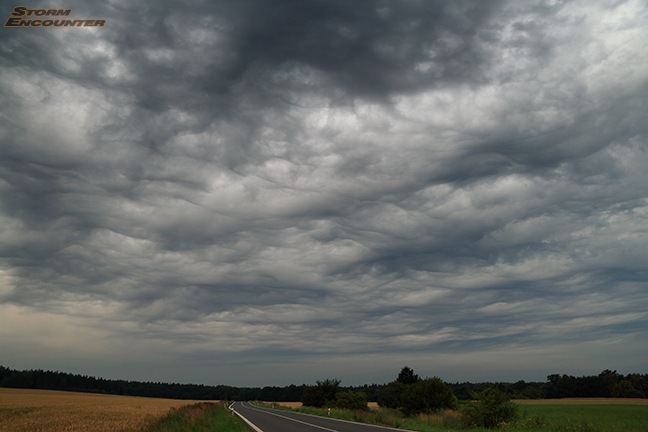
1 0 647 385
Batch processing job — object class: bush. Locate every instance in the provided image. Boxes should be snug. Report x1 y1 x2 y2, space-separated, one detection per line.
378 375 457 416
461 386 518 428
377 381 406 409
400 378 458 416
331 390 368 410
302 379 340 408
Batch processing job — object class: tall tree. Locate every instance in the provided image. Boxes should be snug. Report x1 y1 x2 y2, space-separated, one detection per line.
396 366 420 384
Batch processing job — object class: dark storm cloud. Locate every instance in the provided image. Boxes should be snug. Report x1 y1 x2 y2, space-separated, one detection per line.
1 0 647 385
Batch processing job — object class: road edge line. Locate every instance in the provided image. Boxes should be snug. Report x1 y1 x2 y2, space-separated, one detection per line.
229 402 265 432
248 402 417 432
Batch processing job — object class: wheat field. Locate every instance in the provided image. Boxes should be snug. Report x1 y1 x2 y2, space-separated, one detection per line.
0 388 214 432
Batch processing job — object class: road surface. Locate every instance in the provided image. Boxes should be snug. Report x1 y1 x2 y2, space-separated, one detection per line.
230 401 414 432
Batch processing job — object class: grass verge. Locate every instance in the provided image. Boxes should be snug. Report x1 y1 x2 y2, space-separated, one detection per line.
142 402 248 432
256 402 462 431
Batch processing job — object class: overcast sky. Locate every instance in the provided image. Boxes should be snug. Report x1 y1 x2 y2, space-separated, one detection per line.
1 0 647 387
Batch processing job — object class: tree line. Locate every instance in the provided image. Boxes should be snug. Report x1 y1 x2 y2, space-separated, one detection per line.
0 365 304 401
299 367 648 426
449 369 647 400
1 365 646 401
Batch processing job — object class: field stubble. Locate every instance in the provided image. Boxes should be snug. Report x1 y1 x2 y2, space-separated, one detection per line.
0 388 215 432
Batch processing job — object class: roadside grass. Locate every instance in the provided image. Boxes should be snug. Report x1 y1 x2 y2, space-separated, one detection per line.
256 403 461 431
142 402 248 432
257 400 648 432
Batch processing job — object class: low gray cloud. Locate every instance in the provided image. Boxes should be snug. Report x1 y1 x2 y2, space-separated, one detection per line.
1 0 647 386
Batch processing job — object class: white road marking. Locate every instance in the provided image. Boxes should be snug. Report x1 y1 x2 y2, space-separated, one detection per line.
241 402 342 432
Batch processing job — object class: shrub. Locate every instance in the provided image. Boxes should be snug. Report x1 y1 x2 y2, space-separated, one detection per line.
461 386 518 429
379 376 457 416
302 379 340 408
400 378 458 416
377 381 407 409
331 390 368 410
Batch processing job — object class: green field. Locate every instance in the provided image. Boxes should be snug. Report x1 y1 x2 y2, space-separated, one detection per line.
417 400 648 432
267 399 648 432
512 402 648 432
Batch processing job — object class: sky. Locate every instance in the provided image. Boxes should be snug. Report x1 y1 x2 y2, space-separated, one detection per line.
1 0 647 388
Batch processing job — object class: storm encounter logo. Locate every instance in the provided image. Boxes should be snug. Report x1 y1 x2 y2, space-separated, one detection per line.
5 6 107 28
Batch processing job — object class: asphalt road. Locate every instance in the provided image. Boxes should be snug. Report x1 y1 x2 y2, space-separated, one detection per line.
230 401 415 432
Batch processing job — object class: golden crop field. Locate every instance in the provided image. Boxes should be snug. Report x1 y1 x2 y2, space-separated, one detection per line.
0 388 216 432
270 401 303 408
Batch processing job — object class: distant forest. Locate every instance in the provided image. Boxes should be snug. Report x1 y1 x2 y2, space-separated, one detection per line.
1 365 646 401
